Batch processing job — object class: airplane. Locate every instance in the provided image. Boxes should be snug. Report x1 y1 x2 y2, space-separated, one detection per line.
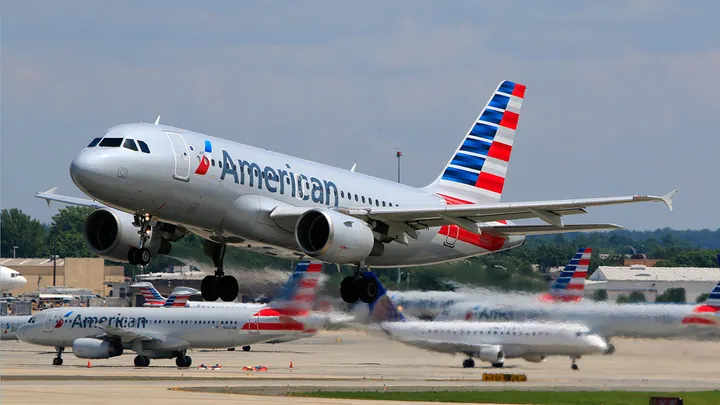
360 272 608 370
35 80 676 303
0 315 32 340
16 261 324 367
0 266 27 293
435 279 720 355
388 247 592 319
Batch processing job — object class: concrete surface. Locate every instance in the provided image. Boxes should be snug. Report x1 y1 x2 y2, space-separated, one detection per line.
2 330 720 405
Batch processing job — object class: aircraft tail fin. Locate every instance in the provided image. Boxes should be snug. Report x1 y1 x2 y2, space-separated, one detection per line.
131 282 166 306
425 80 526 204
541 248 591 302
162 287 198 308
268 261 323 315
364 272 405 323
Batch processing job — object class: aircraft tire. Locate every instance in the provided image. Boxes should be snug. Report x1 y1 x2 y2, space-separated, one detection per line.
218 275 239 302
491 362 504 368
52 357 63 366
340 276 359 303
176 355 191 367
201 276 219 302
358 277 379 304
605 344 616 355
242 345 251 352
128 248 138 266
227 347 236 351
138 248 151 266
462 359 475 368
134 355 150 367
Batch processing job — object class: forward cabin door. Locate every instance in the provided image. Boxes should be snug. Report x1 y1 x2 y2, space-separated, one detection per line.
166 131 191 181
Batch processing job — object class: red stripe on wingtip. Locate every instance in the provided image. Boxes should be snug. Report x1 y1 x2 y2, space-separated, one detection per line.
512 84 526 98
486 142 512 162
475 172 505 194
498 111 519 130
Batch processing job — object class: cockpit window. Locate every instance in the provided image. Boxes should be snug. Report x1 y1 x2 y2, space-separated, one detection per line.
575 331 591 337
10 273 17 278
123 138 138 151
137 140 150 154
88 138 101 148
99 138 123 147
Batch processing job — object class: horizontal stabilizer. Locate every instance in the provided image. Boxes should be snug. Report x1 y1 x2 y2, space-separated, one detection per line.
480 223 622 236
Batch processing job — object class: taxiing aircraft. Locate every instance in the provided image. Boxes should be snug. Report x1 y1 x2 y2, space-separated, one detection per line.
1 315 32 340
36 81 675 303
16 261 324 367
361 273 607 370
0 266 27 293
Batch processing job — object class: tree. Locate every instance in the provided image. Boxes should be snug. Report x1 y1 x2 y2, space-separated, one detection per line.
696 293 710 304
592 289 608 301
628 290 647 303
47 206 95 258
655 288 686 303
1 208 46 257
616 294 630 304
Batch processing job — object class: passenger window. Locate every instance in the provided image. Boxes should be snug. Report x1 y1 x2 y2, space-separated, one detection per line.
375 199 379 206
212 159 215 166
137 140 151 153
99 138 123 147
389 203 393 207
382 201 386 207
340 191 345 198
123 138 138 151
88 138 101 147
361 196 365 203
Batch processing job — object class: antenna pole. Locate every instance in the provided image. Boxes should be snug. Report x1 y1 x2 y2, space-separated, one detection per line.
396 151 402 183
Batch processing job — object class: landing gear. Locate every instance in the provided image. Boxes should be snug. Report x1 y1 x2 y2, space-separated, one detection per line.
491 361 504 368
604 343 616 355
175 355 192 368
134 355 150 367
242 345 251 352
200 241 239 302
340 263 379 304
129 213 154 266
227 348 236 351
462 358 475 368
52 347 64 366
571 357 579 371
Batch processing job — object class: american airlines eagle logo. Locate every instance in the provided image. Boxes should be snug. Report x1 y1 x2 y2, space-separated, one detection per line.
195 140 213 175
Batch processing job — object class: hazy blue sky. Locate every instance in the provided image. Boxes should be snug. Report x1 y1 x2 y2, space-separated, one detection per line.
2 1 718 230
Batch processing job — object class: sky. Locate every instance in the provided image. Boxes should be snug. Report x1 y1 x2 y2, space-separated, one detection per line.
2 1 718 230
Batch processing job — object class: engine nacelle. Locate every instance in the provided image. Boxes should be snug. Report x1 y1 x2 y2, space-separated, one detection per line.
294 208 383 263
522 355 546 363
83 208 171 263
72 338 123 359
476 345 505 363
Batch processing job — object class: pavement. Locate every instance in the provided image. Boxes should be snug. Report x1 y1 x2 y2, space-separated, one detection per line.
2 330 720 404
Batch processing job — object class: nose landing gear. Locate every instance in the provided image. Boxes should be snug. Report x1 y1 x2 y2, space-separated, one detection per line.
128 213 154 266
200 241 239 302
340 263 380 304
52 347 64 366
571 356 580 371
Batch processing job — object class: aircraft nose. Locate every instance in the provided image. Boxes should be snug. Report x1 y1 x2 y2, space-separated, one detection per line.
17 275 27 285
16 324 30 341
587 335 608 352
70 150 104 193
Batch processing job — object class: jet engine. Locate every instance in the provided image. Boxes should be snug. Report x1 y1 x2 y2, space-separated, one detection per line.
522 355 546 363
476 345 505 363
83 208 171 263
72 338 123 359
294 208 383 263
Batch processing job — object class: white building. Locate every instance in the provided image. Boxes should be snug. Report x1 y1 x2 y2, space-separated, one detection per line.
585 265 720 303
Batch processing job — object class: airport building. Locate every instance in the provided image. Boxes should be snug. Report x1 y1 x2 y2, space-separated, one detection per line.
0 257 125 297
585 265 719 303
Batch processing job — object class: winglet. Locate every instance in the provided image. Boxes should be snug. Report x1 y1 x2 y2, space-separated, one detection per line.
154 115 161 125
661 190 677 212
350 163 357 172
39 187 59 207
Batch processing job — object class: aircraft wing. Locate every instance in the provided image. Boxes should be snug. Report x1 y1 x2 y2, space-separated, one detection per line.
35 187 106 208
395 337 494 355
95 325 157 344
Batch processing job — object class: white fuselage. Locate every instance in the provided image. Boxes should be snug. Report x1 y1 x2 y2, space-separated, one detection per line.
17 306 315 356
0 267 27 293
1 315 32 340
437 298 719 340
378 320 607 360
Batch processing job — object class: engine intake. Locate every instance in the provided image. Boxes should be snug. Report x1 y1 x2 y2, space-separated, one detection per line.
295 208 383 263
72 338 123 359
84 208 171 263
476 345 505 363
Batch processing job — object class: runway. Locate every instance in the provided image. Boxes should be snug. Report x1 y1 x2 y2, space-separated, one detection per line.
2 331 720 404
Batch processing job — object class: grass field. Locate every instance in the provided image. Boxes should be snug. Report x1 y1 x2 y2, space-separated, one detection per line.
291 390 720 405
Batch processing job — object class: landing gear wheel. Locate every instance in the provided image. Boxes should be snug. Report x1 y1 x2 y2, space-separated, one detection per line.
227 348 236 351
491 362 504 368
605 343 616 355
242 346 251 352
462 359 475 368
52 357 63 366
571 364 579 371
340 276 359 303
218 275 239 302
134 355 150 367
201 275 219 302
358 277 379 304
176 355 192 368
138 248 151 266
128 248 139 265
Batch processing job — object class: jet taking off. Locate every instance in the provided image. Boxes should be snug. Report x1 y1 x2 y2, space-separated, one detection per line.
37 81 676 304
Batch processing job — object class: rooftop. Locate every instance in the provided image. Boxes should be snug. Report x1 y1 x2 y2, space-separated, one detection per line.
590 265 720 282
0 258 66 267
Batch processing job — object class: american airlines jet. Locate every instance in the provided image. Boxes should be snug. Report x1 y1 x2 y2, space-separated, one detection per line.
0 266 27 293
36 81 675 303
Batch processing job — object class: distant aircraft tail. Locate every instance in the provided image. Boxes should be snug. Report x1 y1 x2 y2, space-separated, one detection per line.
267 261 323 315
684 255 720 324
541 248 591 302
131 282 167 306
424 80 525 204
162 287 198 308
363 272 405 323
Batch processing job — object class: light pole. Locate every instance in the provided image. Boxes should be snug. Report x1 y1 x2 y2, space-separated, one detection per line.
52 223 57 286
12 246 18 258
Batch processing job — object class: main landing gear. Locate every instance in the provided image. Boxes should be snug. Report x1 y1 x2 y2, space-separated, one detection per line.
571 356 580 371
134 355 151 367
200 240 239 302
175 354 192 368
604 343 616 355
128 213 153 266
340 263 380 304
462 358 475 368
52 347 64 366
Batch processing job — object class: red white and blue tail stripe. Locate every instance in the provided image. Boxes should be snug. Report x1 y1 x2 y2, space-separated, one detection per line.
133 282 167 307
426 80 525 204
162 290 193 308
542 248 591 302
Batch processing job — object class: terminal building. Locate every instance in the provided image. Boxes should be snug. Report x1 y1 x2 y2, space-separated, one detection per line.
0 257 125 297
585 265 720 303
